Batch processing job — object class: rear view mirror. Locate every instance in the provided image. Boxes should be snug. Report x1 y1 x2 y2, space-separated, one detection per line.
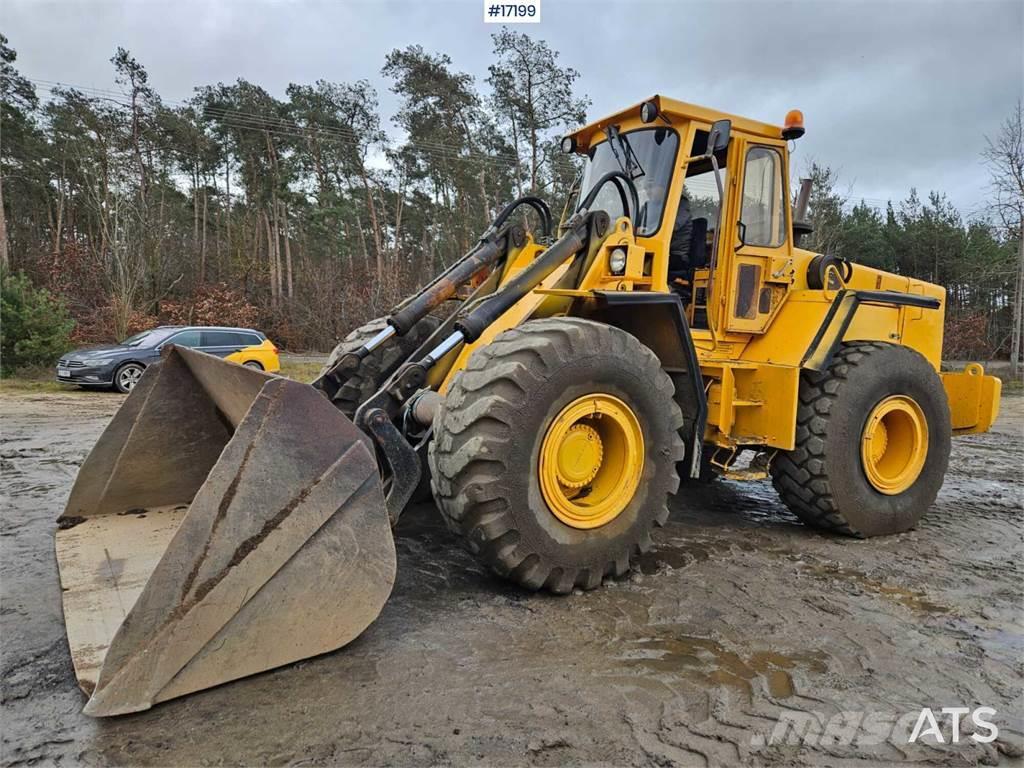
707 119 731 155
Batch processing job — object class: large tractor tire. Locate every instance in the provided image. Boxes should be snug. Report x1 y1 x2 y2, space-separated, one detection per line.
428 318 686 594
321 315 441 418
770 341 951 537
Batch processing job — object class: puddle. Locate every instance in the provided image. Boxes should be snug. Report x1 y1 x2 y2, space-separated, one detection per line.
636 544 710 574
614 634 827 699
636 537 762 575
800 563 949 614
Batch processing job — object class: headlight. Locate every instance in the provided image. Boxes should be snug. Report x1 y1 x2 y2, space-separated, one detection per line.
640 100 659 124
609 247 627 274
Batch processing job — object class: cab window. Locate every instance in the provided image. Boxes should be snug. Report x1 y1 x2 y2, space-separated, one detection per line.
578 127 679 236
681 128 730 248
740 147 785 247
683 167 728 227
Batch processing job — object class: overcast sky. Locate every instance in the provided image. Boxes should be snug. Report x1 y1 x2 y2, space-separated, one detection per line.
5 0 1022 216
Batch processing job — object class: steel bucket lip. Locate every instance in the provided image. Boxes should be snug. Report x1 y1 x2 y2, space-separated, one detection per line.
56 347 395 716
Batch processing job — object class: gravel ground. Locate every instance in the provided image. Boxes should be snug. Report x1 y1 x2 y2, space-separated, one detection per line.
1 386 1022 767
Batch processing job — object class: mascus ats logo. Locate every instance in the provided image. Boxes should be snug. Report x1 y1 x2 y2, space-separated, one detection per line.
752 707 999 749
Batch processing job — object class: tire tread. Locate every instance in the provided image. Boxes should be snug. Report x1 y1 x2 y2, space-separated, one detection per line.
429 317 685 593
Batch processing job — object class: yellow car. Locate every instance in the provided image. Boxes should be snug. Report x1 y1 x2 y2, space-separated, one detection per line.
224 335 281 372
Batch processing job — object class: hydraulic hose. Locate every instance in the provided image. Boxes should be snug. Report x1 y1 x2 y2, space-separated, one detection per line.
387 194 551 335
387 234 509 335
454 211 606 343
492 195 554 239
578 171 639 226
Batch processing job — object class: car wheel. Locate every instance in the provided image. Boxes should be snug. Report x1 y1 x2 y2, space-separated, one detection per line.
243 361 264 370
114 362 145 394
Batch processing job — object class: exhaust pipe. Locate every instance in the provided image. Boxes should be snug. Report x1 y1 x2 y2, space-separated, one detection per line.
793 178 814 246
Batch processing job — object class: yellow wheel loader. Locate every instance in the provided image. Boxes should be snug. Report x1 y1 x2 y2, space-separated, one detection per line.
56 97 1002 716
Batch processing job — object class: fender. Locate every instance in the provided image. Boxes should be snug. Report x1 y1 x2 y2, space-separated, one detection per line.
588 291 708 479
801 289 941 372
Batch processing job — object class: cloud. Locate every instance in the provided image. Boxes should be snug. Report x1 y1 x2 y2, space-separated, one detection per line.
5 0 1021 214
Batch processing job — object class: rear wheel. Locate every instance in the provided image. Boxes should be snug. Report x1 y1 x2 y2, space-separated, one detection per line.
243 360 264 370
321 315 441 419
770 341 951 537
429 318 685 593
113 362 145 394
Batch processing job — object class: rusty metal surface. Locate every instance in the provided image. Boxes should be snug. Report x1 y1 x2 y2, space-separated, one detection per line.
55 347 394 716
388 235 506 335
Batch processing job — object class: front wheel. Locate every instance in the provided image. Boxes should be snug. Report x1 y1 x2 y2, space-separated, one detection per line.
429 318 686 593
770 341 951 537
113 362 145 394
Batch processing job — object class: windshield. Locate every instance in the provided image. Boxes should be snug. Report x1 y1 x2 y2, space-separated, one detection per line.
120 328 175 347
578 127 679 236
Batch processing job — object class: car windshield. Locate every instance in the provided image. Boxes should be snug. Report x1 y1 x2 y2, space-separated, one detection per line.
120 328 176 347
578 127 679 236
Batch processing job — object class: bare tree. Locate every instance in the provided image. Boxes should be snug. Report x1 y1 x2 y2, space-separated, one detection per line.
983 103 1024 375
487 30 588 195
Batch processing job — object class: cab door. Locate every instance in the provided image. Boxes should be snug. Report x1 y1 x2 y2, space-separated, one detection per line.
724 140 793 334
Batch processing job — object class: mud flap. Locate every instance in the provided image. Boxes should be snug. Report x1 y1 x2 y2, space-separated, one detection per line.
55 346 395 716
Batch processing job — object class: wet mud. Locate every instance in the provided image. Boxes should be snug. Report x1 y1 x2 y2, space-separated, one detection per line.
1 389 1022 766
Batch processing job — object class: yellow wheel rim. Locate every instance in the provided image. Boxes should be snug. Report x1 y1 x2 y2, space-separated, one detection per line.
861 395 928 495
539 394 645 529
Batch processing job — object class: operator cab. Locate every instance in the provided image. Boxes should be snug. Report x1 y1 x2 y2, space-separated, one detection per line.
565 97 800 334
571 122 729 329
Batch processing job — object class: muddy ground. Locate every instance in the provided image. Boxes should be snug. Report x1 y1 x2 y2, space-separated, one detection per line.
1 386 1022 767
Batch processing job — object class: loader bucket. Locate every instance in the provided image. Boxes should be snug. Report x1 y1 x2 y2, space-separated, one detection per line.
55 346 395 717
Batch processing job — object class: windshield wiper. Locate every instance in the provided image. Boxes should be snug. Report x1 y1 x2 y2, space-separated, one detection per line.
607 125 645 181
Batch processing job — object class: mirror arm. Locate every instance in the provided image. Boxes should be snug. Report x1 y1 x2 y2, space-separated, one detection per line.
703 152 727 338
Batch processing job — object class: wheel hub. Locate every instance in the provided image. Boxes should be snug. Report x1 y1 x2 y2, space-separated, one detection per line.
554 424 603 489
861 395 928 495
539 394 645 529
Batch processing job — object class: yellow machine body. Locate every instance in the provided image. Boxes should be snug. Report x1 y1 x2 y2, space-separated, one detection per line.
436 95 1000 455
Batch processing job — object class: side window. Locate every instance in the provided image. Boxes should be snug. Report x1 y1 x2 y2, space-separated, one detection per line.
201 330 240 347
683 167 729 226
740 147 786 247
236 332 261 347
167 330 202 348
683 128 729 233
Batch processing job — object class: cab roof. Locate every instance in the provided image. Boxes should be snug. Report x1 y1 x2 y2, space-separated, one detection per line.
565 95 785 149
